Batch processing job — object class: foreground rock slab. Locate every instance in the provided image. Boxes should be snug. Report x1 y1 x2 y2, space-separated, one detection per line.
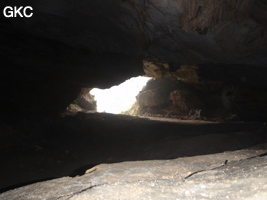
1 143 267 200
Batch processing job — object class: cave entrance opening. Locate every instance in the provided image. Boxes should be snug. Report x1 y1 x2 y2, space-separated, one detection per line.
90 76 152 114
66 76 152 115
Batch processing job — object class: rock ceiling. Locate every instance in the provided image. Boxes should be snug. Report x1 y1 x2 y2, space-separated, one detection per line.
1 0 266 65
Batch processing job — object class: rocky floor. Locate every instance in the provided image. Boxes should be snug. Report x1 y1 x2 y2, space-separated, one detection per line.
0 113 267 199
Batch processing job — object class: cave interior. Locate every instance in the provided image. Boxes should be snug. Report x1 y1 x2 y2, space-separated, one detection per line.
0 0 267 198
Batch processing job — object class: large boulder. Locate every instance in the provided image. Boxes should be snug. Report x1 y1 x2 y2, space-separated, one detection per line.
136 78 178 108
169 90 204 112
137 88 170 107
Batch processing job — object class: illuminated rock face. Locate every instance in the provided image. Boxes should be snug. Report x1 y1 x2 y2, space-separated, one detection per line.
75 88 97 111
137 88 170 107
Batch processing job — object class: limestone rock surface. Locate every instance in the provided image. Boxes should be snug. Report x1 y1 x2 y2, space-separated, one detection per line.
75 88 96 111
169 90 204 112
137 88 170 107
1 143 267 200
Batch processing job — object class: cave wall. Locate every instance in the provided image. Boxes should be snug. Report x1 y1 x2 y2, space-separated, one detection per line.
0 20 144 121
0 0 266 122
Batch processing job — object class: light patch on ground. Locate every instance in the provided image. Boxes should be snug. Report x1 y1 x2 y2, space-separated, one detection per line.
90 76 151 114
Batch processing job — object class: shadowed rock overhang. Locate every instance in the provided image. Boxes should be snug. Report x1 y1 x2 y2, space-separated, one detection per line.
0 0 266 120
0 0 266 64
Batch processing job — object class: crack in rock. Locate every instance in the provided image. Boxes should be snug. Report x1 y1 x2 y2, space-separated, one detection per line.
59 154 267 199
57 183 106 200
183 160 228 181
183 153 267 181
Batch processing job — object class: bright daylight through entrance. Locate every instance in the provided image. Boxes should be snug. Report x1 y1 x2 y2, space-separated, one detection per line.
90 76 152 114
